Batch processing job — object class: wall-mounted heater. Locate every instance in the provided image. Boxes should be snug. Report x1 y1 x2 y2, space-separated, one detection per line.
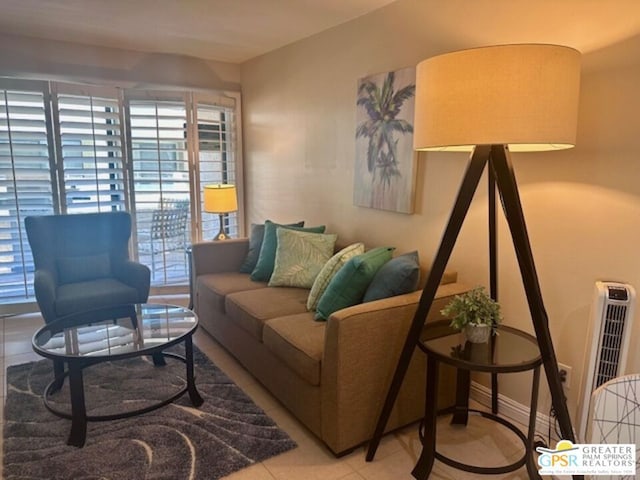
578 281 636 441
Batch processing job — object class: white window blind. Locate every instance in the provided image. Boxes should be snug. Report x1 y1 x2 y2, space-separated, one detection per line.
53 85 126 213
127 97 191 285
0 85 55 301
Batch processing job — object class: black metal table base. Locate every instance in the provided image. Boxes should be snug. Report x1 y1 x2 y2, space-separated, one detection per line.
43 335 204 447
412 354 542 479
418 409 531 475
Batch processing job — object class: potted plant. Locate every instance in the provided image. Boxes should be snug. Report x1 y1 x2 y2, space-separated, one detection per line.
440 286 501 343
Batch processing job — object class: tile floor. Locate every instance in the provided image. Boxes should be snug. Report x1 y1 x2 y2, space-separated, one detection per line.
1 295 549 480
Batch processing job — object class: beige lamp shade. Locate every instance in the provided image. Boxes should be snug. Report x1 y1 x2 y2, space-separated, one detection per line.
413 44 581 152
203 184 238 213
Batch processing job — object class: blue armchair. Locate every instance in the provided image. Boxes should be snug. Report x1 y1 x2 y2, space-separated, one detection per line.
25 212 151 324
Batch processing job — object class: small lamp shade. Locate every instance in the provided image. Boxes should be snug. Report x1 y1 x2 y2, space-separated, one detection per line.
204 184 237 213
413 44 581 152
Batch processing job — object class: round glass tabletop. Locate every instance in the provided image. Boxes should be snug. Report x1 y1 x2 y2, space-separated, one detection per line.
420 324 541 373
33 303 198 361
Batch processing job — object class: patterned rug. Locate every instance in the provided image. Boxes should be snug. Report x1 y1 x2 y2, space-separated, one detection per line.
3 346 296 480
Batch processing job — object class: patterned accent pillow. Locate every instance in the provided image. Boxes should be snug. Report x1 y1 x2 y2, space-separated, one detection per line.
306 242 365 311
251 220 326 282
268 228 338 288
239 221 304 273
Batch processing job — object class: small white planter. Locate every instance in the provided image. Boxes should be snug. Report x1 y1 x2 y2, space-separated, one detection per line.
464 324 491 344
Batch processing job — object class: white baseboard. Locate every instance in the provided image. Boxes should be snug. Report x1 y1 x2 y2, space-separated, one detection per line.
469 381 559 444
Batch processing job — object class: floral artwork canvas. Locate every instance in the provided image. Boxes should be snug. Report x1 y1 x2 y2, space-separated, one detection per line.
354 66 416 214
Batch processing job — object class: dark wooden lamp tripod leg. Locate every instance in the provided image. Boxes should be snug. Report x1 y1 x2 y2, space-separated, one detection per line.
366 146 490 461
488 167 500 415
489 146 578 455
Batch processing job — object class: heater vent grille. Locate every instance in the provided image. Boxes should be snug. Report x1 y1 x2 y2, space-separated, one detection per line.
594 303 628 388
578 281 636 441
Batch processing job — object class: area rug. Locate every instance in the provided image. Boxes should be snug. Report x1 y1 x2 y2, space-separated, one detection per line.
3 347 297 480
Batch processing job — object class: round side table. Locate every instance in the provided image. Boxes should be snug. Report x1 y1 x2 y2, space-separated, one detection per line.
412 323 542 479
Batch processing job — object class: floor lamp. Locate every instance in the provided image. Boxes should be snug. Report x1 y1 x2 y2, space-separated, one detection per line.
366 44 583 478
204 184 238 240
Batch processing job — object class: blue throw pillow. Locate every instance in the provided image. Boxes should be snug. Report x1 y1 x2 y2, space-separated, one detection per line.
362 251 420 302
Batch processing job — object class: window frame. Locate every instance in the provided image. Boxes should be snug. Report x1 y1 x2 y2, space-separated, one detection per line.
190 91 244 242
0 80 244 309
50 82 129 214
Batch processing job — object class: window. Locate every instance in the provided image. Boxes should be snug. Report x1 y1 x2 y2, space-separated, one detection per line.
53 85 126 213
194 96 239 240
126 93 240 286
127 96 191 285
0 82 55 301
0 80 242 304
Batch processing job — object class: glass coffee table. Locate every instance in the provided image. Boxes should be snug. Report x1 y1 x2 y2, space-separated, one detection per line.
32 303 204 447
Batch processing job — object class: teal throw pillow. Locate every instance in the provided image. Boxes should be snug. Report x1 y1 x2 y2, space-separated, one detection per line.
362 251 420 302
269 228 337 288
307 242 365 311
251 220 326 282
315 246 394 321
239 221 304 273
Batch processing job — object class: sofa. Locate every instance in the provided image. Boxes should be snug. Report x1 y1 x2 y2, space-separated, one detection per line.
192 236 470 455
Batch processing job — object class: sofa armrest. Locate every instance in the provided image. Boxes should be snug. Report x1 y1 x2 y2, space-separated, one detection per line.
191 238 249 277
33 269 58 324
320 281 470 453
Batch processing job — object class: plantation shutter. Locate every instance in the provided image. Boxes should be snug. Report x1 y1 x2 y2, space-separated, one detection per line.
52 84 126 213
193 94 239 240
126 94 191 285
0 81 55 300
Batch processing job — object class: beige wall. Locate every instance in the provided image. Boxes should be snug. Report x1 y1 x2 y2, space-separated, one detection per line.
240 0 640 428
0 32 240 91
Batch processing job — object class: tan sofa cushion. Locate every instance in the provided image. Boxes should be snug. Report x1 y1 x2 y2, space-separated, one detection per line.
196 272 267 313
263 313 325 386
225 287 309 341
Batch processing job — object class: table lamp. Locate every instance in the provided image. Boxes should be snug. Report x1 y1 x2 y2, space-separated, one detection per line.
204 184 238 240
367 44 582 479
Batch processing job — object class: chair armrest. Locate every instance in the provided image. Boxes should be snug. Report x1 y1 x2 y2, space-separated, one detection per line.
113 260 151 302
33 269 57 323
191 239 249 277
320 282 470 453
